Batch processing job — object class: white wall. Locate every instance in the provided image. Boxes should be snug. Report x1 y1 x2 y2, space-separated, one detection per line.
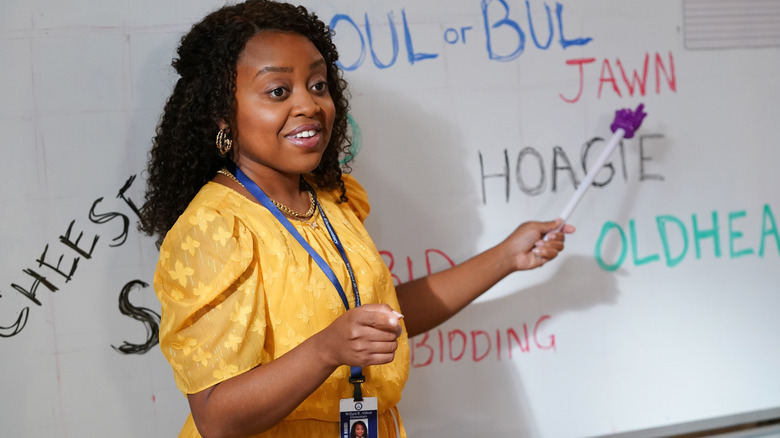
2 0 779 437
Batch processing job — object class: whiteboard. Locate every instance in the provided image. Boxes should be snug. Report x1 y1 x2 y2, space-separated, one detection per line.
2 0 779 437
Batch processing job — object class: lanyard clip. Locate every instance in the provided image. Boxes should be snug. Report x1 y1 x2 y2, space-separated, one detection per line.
349 366 365 402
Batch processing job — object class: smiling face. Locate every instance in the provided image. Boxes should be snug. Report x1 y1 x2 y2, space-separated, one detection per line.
230 31 336 186
354 422 365 437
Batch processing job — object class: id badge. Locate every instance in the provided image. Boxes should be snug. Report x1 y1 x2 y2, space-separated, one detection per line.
339 397 378 438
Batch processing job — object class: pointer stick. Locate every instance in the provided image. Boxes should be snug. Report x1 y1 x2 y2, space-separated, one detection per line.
550 103 648 235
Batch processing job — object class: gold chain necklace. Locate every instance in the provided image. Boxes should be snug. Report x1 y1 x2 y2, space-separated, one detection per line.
217 168 319 228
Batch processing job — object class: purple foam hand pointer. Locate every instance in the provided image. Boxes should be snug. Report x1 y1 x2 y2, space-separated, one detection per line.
610 103 647 139
547 103 649 234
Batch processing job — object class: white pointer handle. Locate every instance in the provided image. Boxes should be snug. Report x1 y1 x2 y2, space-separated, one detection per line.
552 128 625 233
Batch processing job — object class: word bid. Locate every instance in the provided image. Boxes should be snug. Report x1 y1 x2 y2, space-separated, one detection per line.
380 249 456 285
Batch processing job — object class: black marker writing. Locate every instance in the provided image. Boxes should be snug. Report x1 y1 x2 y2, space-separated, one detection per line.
112 280 160 355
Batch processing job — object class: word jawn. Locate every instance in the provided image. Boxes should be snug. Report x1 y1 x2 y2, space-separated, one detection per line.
560 52 677 103
594 203 779 270
410 315 556 367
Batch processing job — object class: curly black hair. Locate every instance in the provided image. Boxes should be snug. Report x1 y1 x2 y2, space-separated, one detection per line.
140 0 352 244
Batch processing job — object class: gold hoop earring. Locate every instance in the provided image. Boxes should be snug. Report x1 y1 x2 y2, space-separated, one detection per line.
216 129 233 155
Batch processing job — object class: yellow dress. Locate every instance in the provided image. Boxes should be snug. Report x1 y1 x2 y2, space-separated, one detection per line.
153 175 410 437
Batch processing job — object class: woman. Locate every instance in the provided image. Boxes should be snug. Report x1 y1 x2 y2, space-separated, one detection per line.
140 1 573 437
350 421 368 438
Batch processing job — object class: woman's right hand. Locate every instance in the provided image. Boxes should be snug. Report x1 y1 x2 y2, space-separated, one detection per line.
317 304 403 368
187 304 403 436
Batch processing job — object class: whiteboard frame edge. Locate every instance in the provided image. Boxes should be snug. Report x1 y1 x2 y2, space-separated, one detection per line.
587 408 780 438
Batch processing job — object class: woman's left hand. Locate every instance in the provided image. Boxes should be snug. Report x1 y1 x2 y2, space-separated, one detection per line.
502 218 575 271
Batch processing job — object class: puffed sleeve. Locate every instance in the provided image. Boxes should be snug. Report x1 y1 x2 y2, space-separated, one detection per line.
153 205 268 394
342 174 371 223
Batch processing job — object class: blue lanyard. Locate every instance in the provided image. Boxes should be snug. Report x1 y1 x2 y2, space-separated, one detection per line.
227 163 367 400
